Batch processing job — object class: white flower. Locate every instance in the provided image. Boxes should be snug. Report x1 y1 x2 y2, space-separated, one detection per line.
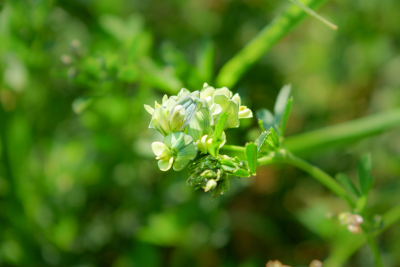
151 132 198 171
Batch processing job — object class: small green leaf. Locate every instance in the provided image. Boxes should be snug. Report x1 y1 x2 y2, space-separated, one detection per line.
358 153 374 195
269 127 280 148
245 142 257 175
336 173 361 198
280 97 293 136
219 159 236 168
256 131 269 152
274 84 291 124
233 169 250 177
213 112 228 143
207 141 223 158
256 109 275 132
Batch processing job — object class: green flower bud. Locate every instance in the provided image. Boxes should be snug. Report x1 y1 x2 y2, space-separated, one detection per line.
204 179 217 192
200 170 217 178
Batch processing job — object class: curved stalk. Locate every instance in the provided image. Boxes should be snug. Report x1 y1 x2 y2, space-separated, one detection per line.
257 151 355 208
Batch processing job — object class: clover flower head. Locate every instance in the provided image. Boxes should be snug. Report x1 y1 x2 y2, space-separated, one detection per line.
145 84 253 172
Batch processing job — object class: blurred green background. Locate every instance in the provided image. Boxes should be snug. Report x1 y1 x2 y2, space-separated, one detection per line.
0 0 399 266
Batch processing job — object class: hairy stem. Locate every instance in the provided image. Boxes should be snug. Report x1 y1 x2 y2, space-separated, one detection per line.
257 151 355 207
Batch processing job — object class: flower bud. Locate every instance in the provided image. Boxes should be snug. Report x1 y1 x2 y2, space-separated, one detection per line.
204 179 217 192
200 170 217 179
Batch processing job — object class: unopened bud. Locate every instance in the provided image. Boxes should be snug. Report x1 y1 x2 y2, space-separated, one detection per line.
351 214 363 225
204 179 217 192
200 170 217 178
347 224 362 234
221 164 236 173
309 260 323 267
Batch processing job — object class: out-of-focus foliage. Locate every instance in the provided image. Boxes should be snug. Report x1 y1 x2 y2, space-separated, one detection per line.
0 0 399 266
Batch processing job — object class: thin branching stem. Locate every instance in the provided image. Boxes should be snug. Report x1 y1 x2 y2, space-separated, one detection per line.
257 151 355 208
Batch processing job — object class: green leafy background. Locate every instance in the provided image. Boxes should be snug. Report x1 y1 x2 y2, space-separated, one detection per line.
0 0 399 266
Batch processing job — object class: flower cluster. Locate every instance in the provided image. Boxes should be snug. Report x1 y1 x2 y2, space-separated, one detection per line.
338 212 364 234
145 84 253 171
186 155 250 198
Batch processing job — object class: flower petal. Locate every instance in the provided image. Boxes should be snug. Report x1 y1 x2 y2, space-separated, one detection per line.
162 94 168 104
174 141 198 171
144 104 154 115
200 86 215 99
231 93 241 106
164 132 194 151
214 94 240 129
238 106 253 119
215 87 232 98
158 157 174 171
149 106 171 136
186 107 213 142
151 142 168 156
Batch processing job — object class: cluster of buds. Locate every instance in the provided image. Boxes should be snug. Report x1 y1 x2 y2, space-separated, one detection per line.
186 155 250 198
338 212 364 234
145 84 253 171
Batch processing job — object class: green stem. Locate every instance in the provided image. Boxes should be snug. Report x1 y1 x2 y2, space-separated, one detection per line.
221 108 400 155
216 0 329 88
257 151 355 208
366 235 384 267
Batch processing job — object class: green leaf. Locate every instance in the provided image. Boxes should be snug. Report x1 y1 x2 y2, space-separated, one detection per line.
274 84 291 125
269 127 280 147
256 131 269 152
219 159 236 168
208 141 223 158
245 142 257 175
336 173 361 198
280 97 293 136
256 109 276 132
213 112 228 143
233 169 250 177
358 153 374 195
